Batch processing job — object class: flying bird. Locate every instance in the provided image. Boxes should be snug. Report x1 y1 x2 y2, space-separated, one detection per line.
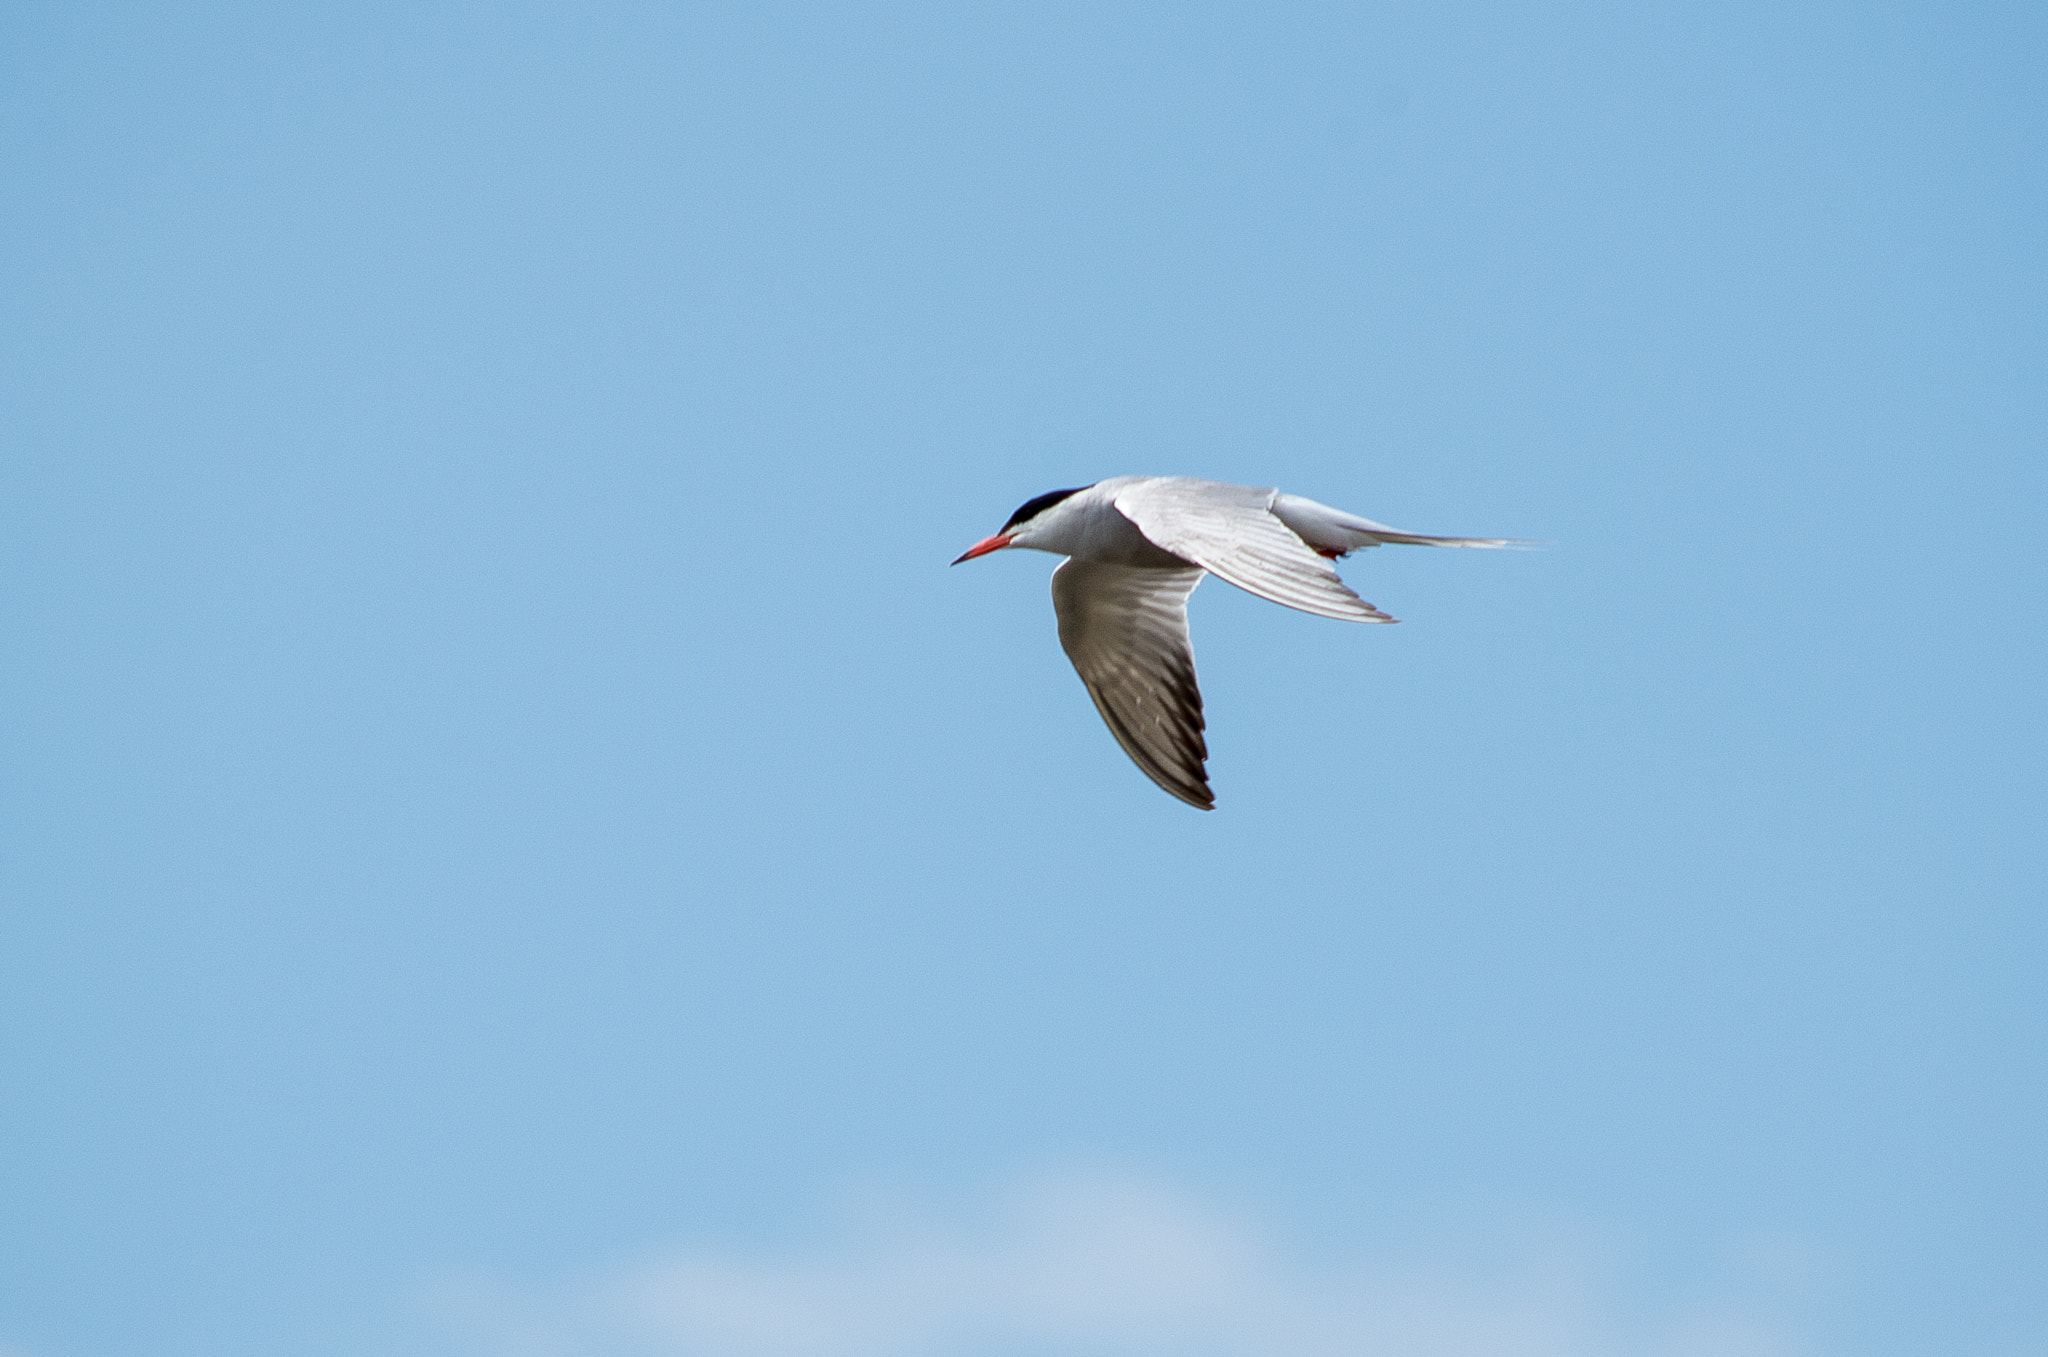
953 476 1513 809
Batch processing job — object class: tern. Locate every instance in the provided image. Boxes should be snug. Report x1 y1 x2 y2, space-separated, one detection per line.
953 476 1513 809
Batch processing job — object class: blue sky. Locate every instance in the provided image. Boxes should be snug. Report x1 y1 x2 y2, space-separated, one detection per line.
3 3 2044 1355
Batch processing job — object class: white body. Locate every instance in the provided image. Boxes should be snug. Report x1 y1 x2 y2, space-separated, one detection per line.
1013 476 1507 568
966 476 1513 809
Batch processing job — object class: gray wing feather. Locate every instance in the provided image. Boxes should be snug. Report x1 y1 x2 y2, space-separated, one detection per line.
1111 479 1395 623
1051 560 1213 810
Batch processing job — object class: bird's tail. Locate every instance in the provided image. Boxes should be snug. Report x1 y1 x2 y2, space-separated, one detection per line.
1271 493 1531 555
1360 529 1526 548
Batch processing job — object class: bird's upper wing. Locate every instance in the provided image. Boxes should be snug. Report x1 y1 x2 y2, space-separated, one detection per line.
1111 478 1394 622
1051 560 1213 810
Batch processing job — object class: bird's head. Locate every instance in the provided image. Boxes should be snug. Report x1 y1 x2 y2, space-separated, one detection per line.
951 486 1091 563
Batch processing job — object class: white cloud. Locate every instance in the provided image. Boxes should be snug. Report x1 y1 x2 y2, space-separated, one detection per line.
432 1170 1812 1357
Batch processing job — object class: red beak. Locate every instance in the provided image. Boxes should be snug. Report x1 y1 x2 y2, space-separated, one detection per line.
951 533 1014 565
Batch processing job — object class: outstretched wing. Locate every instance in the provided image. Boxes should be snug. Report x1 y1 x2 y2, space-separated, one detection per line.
1111 478 1395 623
1051 560 1213 810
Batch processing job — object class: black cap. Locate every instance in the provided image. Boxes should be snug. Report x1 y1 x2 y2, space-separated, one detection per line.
1001 486 1090 532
